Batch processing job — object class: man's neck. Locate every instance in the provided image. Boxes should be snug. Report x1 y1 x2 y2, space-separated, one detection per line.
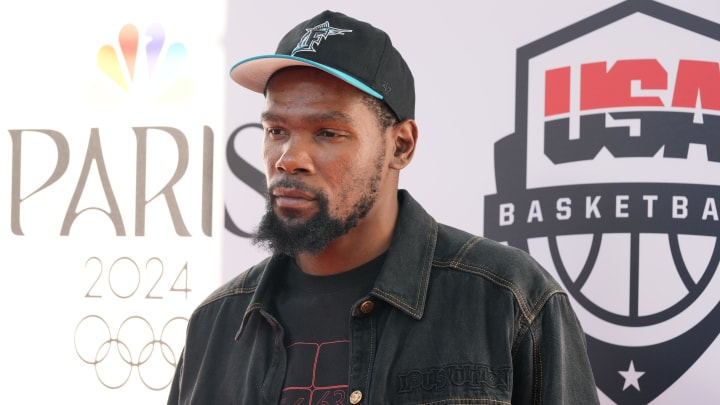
295 238 389 276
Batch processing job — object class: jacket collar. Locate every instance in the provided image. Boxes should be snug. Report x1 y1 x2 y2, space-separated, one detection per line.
370 190 437 320
244 189 437 325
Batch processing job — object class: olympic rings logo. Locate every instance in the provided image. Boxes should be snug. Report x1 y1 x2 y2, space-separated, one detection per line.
74 315 187 390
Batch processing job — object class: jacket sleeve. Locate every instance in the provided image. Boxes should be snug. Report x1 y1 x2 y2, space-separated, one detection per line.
166 349 184 404
511 292 601 404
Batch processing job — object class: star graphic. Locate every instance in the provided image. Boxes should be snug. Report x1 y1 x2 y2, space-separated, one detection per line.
618 360 645 391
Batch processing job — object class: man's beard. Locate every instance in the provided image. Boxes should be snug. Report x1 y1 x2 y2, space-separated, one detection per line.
252 175 380 257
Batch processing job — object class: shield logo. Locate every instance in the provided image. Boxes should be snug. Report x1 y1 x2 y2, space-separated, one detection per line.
483 1 720 403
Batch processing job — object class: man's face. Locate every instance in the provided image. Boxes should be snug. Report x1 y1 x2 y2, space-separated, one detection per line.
253 67 390 256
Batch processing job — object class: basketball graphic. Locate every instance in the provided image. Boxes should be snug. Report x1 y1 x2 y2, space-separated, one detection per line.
552 230 719 328
483 1 720 404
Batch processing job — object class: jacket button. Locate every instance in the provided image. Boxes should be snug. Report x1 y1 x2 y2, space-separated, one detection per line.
349 390 363 404
359 300 375 314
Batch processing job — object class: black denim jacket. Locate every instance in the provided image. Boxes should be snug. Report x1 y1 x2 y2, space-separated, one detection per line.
168 190 600 404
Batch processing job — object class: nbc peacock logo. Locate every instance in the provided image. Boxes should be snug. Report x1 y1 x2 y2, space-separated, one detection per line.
91 23 193 103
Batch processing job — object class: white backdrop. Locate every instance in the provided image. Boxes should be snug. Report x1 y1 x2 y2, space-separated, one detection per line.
1 1 718 404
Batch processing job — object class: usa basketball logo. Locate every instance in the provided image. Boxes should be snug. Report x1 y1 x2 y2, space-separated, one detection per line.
483 1 720 404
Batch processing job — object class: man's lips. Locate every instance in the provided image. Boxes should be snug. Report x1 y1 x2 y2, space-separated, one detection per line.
272 188 317 209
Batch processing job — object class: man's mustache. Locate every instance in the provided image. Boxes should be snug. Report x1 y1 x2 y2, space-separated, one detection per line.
268 178 322 199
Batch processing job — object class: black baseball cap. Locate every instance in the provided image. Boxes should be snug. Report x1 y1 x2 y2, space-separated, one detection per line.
229 10 415 121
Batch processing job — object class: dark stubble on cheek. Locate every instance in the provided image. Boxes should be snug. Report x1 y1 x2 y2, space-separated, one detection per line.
252 152 384 257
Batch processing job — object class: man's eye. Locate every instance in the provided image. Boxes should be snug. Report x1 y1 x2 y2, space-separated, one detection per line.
317 131 340 138
266 128 285 136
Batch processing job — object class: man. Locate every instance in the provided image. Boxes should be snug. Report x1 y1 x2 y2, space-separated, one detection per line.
168 10 600 405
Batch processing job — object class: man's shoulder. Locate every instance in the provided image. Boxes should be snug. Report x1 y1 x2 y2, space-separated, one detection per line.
433 223 565 310
196 256 272 309
395 191 563 299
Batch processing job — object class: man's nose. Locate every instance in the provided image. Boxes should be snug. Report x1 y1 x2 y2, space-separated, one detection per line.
274 135 315 175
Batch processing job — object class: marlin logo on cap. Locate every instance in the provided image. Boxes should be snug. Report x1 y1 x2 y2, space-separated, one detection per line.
291 21 352 56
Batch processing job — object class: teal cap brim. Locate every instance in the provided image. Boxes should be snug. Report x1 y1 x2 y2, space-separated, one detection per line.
229 54 383 99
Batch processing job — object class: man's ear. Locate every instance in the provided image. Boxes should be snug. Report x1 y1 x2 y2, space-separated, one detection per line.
390 119 418 170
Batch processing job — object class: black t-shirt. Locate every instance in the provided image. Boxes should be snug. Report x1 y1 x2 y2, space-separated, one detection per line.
274 253 385 405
